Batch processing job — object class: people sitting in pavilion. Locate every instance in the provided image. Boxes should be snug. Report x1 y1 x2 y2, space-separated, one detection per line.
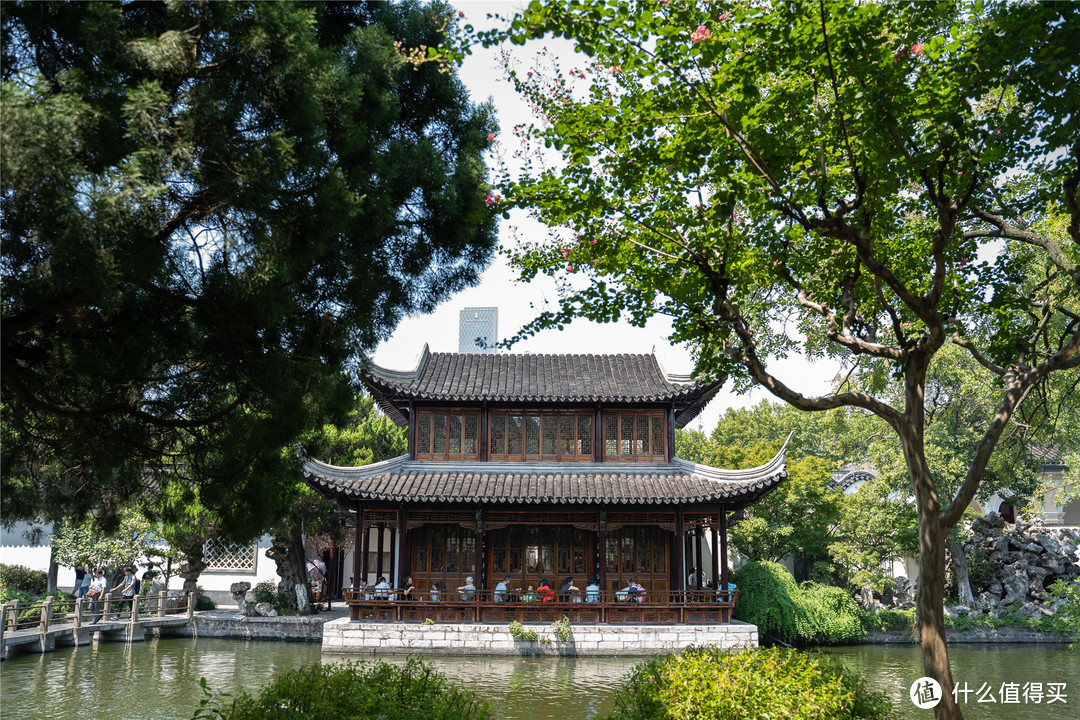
559 577 580 602
537 578 555 602
522 585 537 602
374 576 391 599
458 576 476 601
429 581 440 602
585 577 600 603
494 575 513 602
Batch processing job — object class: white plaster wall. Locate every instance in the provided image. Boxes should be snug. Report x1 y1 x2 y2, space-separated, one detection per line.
0 522 279 597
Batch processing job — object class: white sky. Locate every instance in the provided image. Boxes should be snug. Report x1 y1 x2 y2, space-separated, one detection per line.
371 2 839 434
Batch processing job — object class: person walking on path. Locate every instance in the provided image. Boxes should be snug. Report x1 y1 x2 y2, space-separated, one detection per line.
109 567 137 620
73 566 87 597
86 569 107 623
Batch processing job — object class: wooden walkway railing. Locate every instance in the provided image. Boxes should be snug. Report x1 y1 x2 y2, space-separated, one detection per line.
1 591 194 660
343 588 738 625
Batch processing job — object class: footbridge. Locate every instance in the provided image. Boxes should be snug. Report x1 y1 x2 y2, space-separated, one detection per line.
1 592 194 660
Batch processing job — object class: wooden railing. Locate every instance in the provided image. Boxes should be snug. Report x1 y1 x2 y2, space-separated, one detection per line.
0 591 194 634
342 587 738 625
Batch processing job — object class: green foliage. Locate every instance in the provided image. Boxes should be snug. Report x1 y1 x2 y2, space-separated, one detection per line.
732 561 865 646
829 481 918 592
193 660 493 720
508 620 539 643
50 508 164 575
1046 579 1080 648
252 581 281 607
678 406 852 576
965 548 996 593
422 618 436 626
490 0 1079 694
2 0 498 534
0 586 34 607
302 395 408 466
859 609 917 633
0 564 48 595
601 646 895 720
551 616 572 642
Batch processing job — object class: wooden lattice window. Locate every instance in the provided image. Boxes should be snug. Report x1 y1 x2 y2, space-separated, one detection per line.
603 410 667 462
605 525 669 592
204 537 258 573
414 409 481 461
488 410 593 462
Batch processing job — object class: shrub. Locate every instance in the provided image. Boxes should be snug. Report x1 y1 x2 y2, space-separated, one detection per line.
733 561 865 645
859 609 915 632
193 660 493 720
602 646 895 720
0 564 48 595
508 620 539 642
251 580 289 611
732 561 801 642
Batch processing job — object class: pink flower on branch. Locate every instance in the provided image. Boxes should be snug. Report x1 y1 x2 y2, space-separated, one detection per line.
911 43 924 55
565 265 574 273
691 25 712 43
484 194 499 206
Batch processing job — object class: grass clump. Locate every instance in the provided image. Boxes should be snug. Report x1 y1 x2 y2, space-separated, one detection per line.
602 645 895 720
193 660 492 720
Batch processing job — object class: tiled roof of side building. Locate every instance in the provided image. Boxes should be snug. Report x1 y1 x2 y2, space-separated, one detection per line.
364 344 724 428
303 435 790 507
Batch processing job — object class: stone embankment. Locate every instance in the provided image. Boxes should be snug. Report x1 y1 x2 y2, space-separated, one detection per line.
321 618 758 656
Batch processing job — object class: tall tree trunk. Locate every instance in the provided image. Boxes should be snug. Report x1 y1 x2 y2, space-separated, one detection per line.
268 530 309 613
46 520 59 592
177 536 207 596
946 536 974 606
916 512 961 719
901 353 962 720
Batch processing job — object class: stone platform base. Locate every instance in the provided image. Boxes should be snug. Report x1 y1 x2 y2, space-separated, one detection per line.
322 619 758 656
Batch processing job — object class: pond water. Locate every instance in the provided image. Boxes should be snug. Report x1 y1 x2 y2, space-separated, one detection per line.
1 637 1075 720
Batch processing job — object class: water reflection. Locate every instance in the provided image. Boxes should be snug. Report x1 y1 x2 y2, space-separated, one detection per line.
2 638 1076 720
821 645 1078 720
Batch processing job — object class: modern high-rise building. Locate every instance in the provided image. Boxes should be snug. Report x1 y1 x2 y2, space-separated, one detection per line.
458 307 498 353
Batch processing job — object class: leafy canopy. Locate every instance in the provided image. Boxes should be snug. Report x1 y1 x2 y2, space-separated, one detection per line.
1 1 498 531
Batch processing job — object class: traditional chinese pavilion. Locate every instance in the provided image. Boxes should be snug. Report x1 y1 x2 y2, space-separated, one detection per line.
304 345 788 624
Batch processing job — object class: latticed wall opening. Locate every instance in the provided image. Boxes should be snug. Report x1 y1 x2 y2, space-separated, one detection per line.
603 410 666 462
415 408 481 461
204 537 258 573
488 409 593 461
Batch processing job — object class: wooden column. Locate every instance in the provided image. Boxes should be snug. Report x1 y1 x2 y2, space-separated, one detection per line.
598 509 607 622
674 508 685 593
388 524 396 586
480 404 489 461
376 523 385 580
407 402 415 459
710 519 720 589
720 506 729 591
353 508 362 589
693 525 703 588
593 406 603 462
474 508 484 585
397 508 408 587
667 408 676 462
361 514 371 583
600 509 609 587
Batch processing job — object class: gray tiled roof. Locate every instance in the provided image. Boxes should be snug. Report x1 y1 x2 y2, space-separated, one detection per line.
303 437 789 507
365 344 723 428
